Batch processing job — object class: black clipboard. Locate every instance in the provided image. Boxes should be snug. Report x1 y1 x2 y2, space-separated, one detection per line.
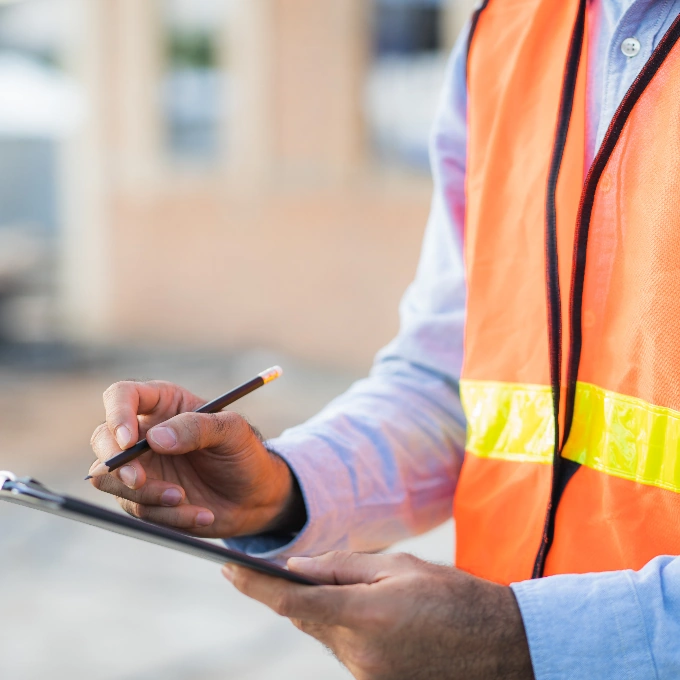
0 472 319 586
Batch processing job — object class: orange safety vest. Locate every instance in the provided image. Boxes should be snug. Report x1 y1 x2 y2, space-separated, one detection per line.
454 0 680 585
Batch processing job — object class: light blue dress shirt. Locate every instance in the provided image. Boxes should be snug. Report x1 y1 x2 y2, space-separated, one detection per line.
230 1 680 676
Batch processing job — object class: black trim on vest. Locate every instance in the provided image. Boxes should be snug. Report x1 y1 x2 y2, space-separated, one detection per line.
535 9 680 578
465 0 680 578
563 11 680 446
531 0 587 580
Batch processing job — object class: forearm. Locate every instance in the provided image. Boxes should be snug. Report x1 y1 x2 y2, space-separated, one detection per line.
227 357 466 559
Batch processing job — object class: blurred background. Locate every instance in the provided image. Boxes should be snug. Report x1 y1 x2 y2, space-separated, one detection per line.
0 0 474 677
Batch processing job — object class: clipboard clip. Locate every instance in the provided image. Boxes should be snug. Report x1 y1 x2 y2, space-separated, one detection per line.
0 471 64 505
0 471 16 489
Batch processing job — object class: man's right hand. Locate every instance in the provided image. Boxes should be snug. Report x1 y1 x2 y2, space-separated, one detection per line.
88 380 305 539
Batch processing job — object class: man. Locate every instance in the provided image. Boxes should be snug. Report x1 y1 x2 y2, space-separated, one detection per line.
90 0 680 677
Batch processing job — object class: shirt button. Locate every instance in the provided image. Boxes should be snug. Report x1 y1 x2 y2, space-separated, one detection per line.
621 37 641 57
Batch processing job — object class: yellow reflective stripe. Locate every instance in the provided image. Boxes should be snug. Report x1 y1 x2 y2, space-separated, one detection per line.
460 379 554 464
461 379 680 493
563 382 680 493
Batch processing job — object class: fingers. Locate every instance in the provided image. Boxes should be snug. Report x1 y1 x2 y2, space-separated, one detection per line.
102 381 159 449
91 474 185 507
89 423 147 489
90 473 214 529
146 411 252 456
102 380 204 450
98 381 249 465
117 498 215 530
223 566 364 627
287 551 418 586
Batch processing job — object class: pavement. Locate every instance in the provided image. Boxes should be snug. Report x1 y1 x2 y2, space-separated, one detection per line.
0 345 454 680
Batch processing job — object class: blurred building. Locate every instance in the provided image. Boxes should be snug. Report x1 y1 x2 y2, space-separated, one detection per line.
1 8 471 673
1 0 475 369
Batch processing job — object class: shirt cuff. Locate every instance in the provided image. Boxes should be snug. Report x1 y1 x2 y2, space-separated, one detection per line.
511 570 656 680
225 433 355 563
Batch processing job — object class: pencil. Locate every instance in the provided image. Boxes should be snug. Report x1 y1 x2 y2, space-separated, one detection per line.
85 366 283 480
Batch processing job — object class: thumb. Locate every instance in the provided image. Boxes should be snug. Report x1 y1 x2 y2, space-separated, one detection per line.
288 551 405 586
147 410 252 455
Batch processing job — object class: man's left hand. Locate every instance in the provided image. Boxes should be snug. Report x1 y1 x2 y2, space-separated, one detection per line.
223 551 535 680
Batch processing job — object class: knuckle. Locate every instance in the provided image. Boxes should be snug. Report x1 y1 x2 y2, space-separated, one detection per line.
327 550 355 570
119 499 146 519
103 381 128 402
396 552 419 568
298 620 325 639
165 507 188 527
117 498 133 514
102 383 116 401
324 550 346 563
106 410 128 430
180 413 203 445
272 591 293 617
221 410 242 428
135 504 151 520
185 412 239 449
290 618 305 632
148 380 177 405
96 475 118 495
90 423 108 448
103 384 136 422
219 411 246 438
221 412 250 442
231 568 250 592
209 413 230 438
132 502 151 519
298 619 315 635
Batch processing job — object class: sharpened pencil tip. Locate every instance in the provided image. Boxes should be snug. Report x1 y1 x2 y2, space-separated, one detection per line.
84 475 93 481
86 461 111 479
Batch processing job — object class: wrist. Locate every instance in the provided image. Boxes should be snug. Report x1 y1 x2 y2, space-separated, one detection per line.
260 446 307 535
487 584 535 679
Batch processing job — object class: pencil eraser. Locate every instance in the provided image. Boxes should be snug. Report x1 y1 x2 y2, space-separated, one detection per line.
259 366 283 383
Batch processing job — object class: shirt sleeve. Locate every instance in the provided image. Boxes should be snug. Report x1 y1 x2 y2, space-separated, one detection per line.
511 555 680 679
226 24 472 560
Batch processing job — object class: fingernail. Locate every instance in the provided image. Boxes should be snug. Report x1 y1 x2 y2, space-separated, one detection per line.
161 488 183 506
222 565 234 582
88 460 105 475
149 426 177 450
115 425 132 449
196 511 214 527
288 557 311 569
119 465 137 488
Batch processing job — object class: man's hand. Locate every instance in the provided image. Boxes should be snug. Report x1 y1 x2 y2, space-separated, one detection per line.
224 551 535 680
89 380 305 538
